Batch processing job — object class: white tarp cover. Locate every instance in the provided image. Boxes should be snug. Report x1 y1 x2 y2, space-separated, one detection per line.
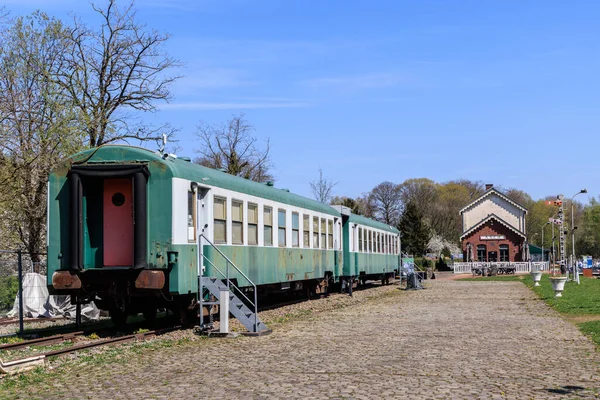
7 272 99 321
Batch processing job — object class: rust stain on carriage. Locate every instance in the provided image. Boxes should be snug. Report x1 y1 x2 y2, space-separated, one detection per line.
135 270 165 289
52 271 82 289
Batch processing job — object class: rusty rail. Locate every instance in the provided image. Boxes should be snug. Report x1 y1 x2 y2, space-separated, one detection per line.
0 327 177 375
0 332 83 351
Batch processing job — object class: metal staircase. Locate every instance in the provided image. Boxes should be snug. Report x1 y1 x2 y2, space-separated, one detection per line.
197 233 269 334
201 277 268 333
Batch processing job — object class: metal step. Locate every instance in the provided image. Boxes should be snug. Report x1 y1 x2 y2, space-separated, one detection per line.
201 277 269 333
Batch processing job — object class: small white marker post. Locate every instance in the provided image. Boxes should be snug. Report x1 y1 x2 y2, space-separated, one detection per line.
219 289 229 333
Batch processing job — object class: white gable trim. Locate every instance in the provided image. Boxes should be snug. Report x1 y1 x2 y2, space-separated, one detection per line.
460 213 526 241
459 188 528 215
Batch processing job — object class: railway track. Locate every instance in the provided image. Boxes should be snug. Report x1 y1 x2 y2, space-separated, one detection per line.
0 326 178 375
0 317 65 327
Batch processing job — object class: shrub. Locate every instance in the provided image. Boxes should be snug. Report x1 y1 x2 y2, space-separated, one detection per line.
0 276 19 313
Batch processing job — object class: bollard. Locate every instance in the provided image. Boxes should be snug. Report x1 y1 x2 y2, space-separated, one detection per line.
219 289 229 333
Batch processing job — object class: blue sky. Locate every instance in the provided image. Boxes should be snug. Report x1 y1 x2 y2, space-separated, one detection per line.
5 0 600 202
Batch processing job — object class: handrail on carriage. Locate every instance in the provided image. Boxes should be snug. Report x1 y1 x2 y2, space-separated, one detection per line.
198 233 259 332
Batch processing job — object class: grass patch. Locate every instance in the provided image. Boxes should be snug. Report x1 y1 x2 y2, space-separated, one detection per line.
527 275 600 315
525 274 600 348
579 321 600 347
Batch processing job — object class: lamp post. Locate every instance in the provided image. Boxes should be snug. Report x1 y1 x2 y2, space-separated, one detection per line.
571 189 587 284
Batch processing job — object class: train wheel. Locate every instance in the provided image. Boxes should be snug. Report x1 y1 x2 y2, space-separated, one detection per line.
143 308 157 324
110 308 128 328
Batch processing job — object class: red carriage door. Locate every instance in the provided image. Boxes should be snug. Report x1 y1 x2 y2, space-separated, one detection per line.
103 178 134 266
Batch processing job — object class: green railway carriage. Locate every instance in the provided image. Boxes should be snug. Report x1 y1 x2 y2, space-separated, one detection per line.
334 206 401 285
47 145 344 323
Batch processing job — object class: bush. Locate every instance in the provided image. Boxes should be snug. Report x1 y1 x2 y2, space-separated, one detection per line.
0 276 19 313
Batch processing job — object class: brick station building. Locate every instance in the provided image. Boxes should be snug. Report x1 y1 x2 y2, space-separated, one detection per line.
460 184 528 262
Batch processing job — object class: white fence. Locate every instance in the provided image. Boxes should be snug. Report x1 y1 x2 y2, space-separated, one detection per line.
452 262 549 274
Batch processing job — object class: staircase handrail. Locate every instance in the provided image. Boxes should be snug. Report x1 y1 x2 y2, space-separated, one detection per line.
201 254 256 308
199 233 258 332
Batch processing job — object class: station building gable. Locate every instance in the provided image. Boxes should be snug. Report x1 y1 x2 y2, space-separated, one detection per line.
460 185 528 262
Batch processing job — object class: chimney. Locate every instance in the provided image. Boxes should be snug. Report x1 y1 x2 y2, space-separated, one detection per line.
485 184 493 191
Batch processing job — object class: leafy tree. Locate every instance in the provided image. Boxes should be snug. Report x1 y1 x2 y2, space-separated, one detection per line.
399 178 438 223
354 193 376 218
310 168 337 203
330 196 362 214
195 113 273 182
53 0 181 147
430 182 472 244
0 12 83 258
398 201 431 257
369 181 402 226
576 198 600 257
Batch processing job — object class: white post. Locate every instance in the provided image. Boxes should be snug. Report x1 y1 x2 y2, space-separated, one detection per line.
219 289 229 333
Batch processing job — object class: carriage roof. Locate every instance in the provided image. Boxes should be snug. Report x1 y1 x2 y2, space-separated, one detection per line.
55 145 340 217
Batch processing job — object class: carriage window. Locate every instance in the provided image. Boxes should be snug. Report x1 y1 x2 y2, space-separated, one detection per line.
213 196 226 244
375 232 379 253
264 206 273 246
232 200 243 245
320 218 326 249
292 212 299 247
248 203 258 245
328 220 333 249
278 209 286 247
477 244 487 262
500 244 509 262
358 227 363 252
187 191 196 242
313 216 319 248
368 231 372 253
303 215 310 247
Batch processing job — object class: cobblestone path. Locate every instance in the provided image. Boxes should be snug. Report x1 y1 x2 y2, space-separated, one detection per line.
8 280 600 399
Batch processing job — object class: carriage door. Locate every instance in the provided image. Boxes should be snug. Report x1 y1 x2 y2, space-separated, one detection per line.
103 178 134 266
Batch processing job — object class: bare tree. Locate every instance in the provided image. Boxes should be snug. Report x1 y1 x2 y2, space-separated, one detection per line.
0 12 83 258
368 181 403 226
310 168 337 203
53 0 181 147
195 113 274 182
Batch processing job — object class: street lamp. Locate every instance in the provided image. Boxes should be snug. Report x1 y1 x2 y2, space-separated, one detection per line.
571 189 587 284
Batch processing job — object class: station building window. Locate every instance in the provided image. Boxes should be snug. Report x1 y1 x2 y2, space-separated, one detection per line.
213 196 226 244
477 244 487 262
292 212 299 247
303 215 310 247
232 200 243 245
500 244 509 261
248 203 258 245
313 217 319 248
278 209 286 247
264 206 273 246
328 220 333 249
187 191 196 242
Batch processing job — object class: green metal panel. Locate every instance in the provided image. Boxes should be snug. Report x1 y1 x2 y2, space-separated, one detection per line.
350 252 399 275
341 217 352 276
202 245 337 288
47 145 175 285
